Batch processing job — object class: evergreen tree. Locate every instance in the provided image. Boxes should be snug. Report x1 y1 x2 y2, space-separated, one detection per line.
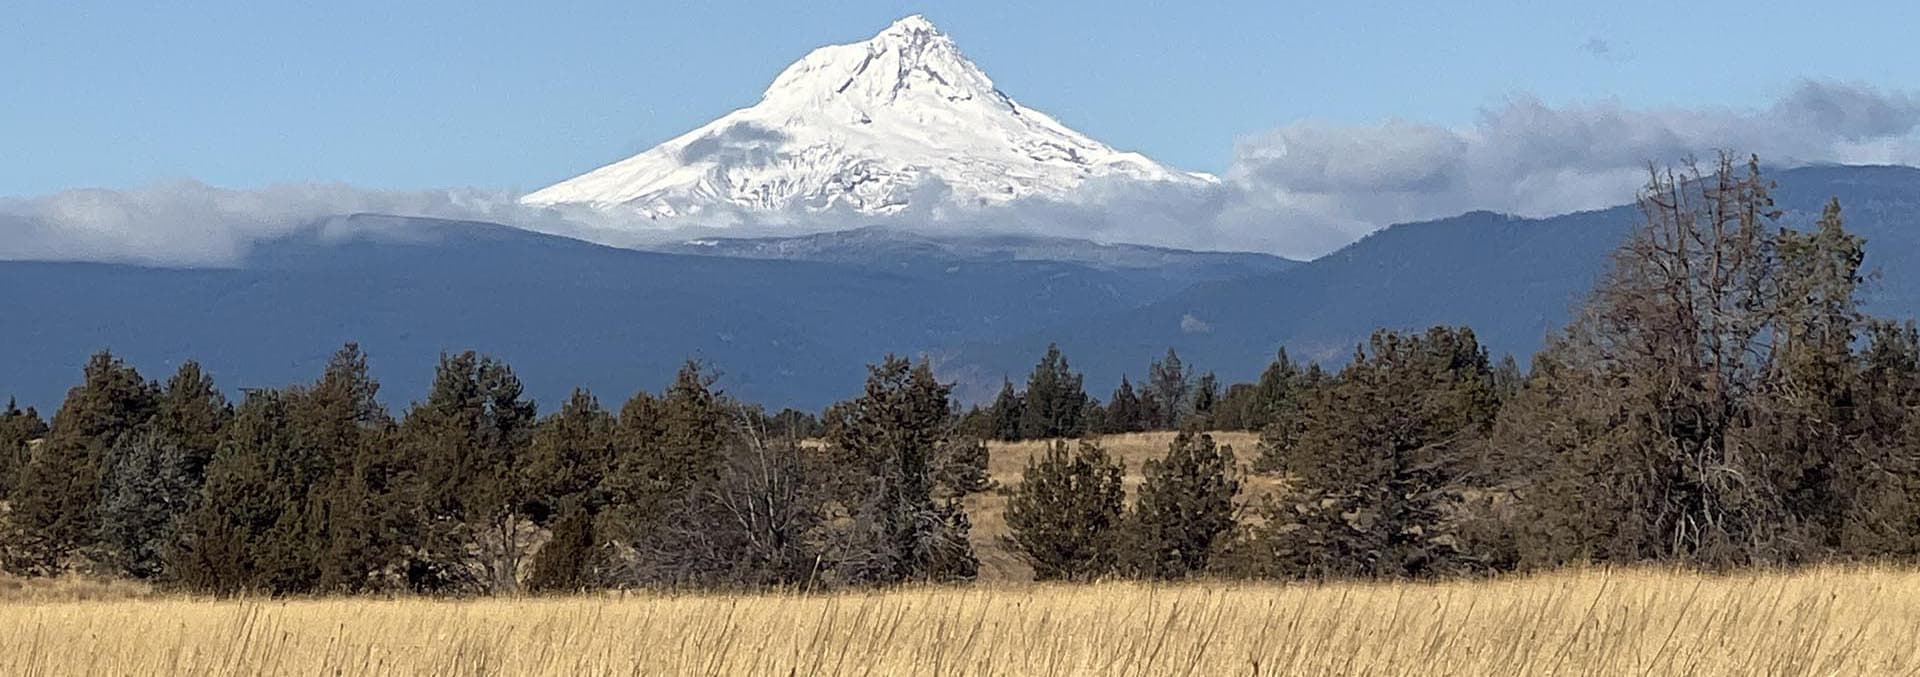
766 407 821 441
1253 361 1329 474
96 425 198 579
598 389 665 558
524 389 616 525
0 399 46 500
526 500 598 593
1764 197 1870 548
1146 348 1191 429
1104 376 1143 434
398 351 539 593
1004 439 1126 580
1253 348 1303 425
1838 321 1920 557
95 361 232 580
595 362 731 584
299 344 399 593
4 351 156 574
1499 156 1871 568
517 389 615 589
170 390 298 594
825 356 977 584
1125 432 1239 579
656 361 728 491
1209 383 1261 431
152 361 230 483
1018 344 1087 439
1250 327 1499 579
1137 388 1166 433
1079 397 1108 439
1190 372 1220 426
1491 355 1524 404
986 378 1025 441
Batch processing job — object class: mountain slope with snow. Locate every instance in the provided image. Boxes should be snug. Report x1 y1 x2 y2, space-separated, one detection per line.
521 15 1212 218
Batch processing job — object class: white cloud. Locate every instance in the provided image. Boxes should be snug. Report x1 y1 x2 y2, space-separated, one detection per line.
1218 79 1920 257
3 79 1918 265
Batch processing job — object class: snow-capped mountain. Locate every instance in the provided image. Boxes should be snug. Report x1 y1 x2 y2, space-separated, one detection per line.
521 15 1213 218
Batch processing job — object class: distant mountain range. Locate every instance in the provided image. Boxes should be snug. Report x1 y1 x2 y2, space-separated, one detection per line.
4 165 1915 413
951 164 1920 397
0 217 1290 412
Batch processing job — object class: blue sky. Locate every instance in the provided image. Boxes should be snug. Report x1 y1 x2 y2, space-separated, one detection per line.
6 0 1919 198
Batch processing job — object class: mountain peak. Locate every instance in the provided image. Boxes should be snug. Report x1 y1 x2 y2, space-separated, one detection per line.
879 14 940 38
522 16 1211 218
761 13 991 109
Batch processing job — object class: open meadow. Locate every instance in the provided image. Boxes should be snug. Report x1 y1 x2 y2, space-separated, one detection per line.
5 432 1919 675
4 566 1918 675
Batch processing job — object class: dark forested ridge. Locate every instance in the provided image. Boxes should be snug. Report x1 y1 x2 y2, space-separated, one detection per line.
6 156 1920 594
958 164 1920 397
0 216 1278 413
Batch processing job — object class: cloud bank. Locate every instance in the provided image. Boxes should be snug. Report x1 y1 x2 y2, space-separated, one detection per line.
4 79 1918 265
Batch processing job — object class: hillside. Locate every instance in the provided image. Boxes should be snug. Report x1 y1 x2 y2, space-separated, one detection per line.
0 216 1277 411
954 164 1920 393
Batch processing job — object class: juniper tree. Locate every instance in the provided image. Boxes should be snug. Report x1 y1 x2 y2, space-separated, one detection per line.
526 499 598 593
1147 349 1190 429
596 362 732 584
0 399 46 500
1209 383 1261 431
523 388 616 525
1253 362 1328 474
765 407 822 441
1190 372 1220 427
4 351 155 574
1004 439 1126 580
152 361 229 483
517 389 616 589
1837 321 1920 557
398 351 539 593
986 377 1024 441
825 356 977 584
1019 344 1087 440
1104 376 1144 434
1253 348 1303 423
1250 327 1499 579
299 344 400 593
169 390 297 594
1500 156 1876 568
95 426 198 579
95 361 232 580
1125 432 1239 579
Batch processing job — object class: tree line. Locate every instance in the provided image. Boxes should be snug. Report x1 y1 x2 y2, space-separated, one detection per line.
0 350 988 594
1002 156 1920 580
4 155 1919 593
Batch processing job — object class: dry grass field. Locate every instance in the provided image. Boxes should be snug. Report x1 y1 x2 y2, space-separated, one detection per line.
7 432 1916 675
5 567 1919 675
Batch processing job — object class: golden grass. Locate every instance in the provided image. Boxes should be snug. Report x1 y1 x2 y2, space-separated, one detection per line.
5 567 1918 675
11 433 1903 675
0 573 157 603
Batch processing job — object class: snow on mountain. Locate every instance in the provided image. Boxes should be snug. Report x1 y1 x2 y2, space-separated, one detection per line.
521 15 1214 218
